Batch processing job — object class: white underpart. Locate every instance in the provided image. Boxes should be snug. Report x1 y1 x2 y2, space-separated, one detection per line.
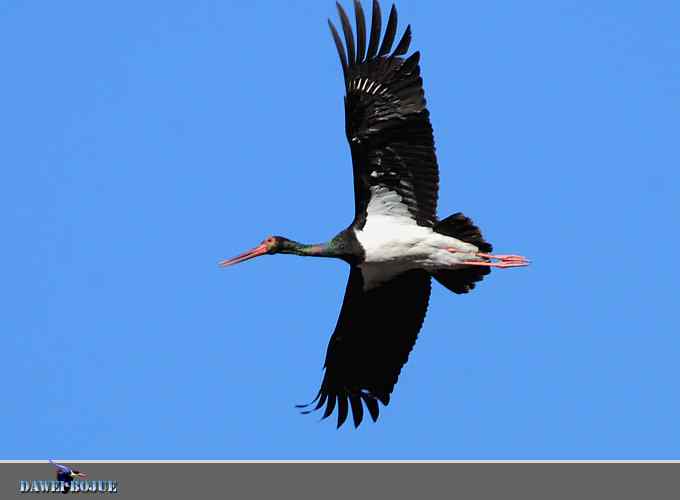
355 186 481 290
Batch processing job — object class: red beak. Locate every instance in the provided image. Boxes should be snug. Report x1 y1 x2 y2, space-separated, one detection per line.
219 243 269 267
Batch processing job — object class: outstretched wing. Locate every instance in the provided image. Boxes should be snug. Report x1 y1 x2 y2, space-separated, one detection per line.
299 268 431 428
329 0 440 229
49 459 71 474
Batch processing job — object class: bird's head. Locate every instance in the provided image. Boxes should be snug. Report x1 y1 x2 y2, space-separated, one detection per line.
70 470 87 479
219 235 290 267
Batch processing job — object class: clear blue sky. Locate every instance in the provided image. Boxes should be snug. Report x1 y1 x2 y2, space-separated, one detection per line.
3 0 679 459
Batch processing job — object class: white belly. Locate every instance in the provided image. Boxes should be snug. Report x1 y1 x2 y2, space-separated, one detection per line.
354 215 479 290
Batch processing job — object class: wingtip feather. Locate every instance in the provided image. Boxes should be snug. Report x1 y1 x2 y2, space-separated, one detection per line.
350 395 364 428
336 2 356 66
366 0 382 60
336 396 349 428
322 394 337 420
363 396 380 422
353 0 367 64
392 24 411 56
328 19 349 81
378 3 398 56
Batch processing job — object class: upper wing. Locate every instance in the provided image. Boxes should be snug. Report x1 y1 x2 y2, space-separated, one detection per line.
299 267 431 428
49 459 71 474
329 0 440 228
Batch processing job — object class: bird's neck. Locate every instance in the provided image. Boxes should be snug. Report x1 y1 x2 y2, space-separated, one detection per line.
280 240 335 258
280 230 360 263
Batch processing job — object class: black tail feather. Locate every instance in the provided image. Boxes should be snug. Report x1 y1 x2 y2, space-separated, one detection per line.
434 212 492 252
433 267 490 294
433 212 493 294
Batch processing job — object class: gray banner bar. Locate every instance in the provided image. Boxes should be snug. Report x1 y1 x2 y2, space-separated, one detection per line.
2 462 679 499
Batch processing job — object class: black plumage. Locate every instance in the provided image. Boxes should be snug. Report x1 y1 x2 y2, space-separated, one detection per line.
330 0 439 229
300 268 431 428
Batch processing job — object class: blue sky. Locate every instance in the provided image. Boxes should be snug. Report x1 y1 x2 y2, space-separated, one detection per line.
2 0 679 459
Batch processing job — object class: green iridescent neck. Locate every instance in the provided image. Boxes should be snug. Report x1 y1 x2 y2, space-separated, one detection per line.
279 239 332 257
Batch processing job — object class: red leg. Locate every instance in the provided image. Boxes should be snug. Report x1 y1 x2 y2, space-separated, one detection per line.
462 260 529 269
476 253 527 262
448 249 530 269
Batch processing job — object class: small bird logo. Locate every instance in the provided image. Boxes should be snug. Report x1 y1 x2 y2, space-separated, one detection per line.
49 459 87 494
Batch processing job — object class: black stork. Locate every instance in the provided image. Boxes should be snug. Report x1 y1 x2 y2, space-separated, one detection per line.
49 460 87 494
220 0 529 428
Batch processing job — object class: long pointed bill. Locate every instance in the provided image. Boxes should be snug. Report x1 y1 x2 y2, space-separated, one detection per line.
219 243 269 268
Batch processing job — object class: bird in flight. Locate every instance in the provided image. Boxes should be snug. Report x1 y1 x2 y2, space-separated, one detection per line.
49 460 87 493
220 0 529 428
